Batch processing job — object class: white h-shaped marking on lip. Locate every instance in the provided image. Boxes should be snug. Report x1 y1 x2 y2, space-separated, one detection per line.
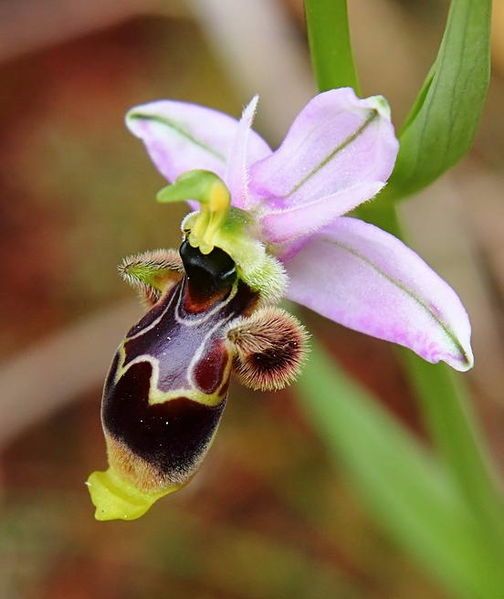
174 279 239 326
125 285 179 341
186 313 235 389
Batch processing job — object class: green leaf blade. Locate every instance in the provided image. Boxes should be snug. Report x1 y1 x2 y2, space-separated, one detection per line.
387 0 491 199
296 341 504 598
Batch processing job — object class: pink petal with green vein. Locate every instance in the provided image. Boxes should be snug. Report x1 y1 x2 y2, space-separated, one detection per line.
126 100 268 185
285 217 473 371
249 88 398 211
126 101 231 182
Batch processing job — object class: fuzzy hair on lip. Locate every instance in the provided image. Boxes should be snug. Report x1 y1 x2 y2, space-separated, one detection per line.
227 306 309 392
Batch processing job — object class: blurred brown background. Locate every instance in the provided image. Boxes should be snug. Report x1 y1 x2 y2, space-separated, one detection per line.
0 1 503 597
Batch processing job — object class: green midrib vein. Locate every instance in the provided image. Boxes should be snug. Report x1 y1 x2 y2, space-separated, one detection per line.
322 234 469 365
129 113 226 161
287 110 379 197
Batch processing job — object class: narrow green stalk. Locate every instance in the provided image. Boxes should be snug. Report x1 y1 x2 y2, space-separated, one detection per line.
304 0 503 552
304 0 360 93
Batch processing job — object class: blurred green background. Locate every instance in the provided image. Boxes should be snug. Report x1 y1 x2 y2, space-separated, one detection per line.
1 1 503 597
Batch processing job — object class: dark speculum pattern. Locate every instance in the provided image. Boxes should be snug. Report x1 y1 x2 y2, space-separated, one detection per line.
192 337 228 394
102 244 259 479
122 264 258 394
121 280 243 394
102 361 226 477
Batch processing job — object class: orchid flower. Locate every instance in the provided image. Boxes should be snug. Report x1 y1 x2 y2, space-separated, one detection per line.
128 88 473 371
87 88 473 521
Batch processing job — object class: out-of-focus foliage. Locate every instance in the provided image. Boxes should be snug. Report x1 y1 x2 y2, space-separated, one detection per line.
301 2 503 598
298 342 504 598
0 332 443 597
1 1 503 598
0 13 447 598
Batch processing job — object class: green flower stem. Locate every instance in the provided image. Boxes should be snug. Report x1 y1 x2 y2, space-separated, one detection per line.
304 0 360 93
304 0 503 552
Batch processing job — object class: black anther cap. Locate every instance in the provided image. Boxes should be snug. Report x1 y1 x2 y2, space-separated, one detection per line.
179 239 237 299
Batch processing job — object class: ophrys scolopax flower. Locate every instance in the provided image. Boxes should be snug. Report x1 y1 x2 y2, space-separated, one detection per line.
87 88 473 521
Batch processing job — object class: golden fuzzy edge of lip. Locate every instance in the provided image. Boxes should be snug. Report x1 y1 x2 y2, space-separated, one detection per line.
106 435 189 492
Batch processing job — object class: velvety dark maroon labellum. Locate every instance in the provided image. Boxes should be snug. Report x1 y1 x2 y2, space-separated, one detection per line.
101 243 258 483
103 361 226 477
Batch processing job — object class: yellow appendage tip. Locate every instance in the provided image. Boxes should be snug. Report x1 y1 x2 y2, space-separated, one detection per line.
86 468 179 521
